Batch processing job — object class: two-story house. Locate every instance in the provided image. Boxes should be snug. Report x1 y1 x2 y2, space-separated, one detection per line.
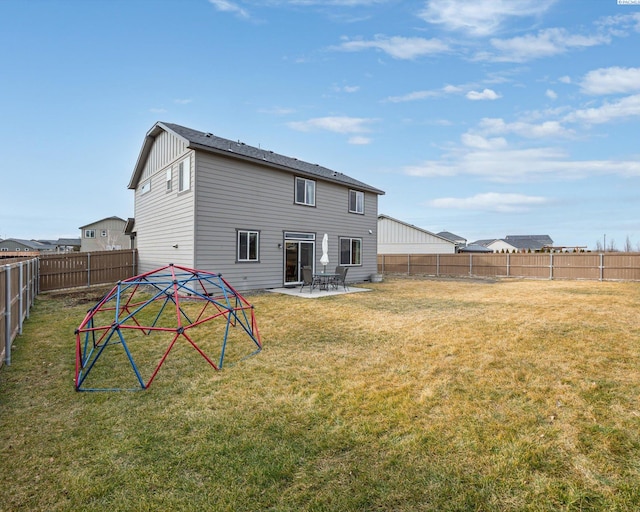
79 216 130 252
127 122 385 291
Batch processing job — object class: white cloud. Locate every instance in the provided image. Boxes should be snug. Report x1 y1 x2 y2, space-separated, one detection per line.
559 75 572 84
403 144 640 182
461 133 507 149
386 84 464 103
336 35 449 59
477 117 572 138
149 107 167 113
258 106 296 115
287 116 377 134
580 66 640 95
418 0 557 37
565 94 640 124
481 28 609 62
348 135 372 145
174 98 192 105
546 89 557 100
428 192 548 213
466 88 500 100
208 0 250 19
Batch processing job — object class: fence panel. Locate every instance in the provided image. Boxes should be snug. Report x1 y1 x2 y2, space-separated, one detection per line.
38 250 137 291
603 253 640 281
378 252 640 282
1 259 38 368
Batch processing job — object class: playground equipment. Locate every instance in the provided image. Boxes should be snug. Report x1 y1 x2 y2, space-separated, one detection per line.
75 264 262 391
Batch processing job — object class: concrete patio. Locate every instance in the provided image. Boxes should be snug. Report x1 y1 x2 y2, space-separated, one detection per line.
267 285 372 299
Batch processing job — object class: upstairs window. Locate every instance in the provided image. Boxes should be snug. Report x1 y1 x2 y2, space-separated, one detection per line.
349 190 364 214
101 230 107 237
84 230 95 239
179 156 191 192
295 177 315 206
166 168 172 191
140 180 151 195
340 237 362 266
237 230 259 262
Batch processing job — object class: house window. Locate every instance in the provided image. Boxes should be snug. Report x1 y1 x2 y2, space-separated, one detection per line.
85 230 96 238
0 248 7 252
166 168 172 192
141 180 151 194
101 230 107 237
349 190 364 214
237 230 259 262
295 177 315 206
179 156 191 192
340 237 362 266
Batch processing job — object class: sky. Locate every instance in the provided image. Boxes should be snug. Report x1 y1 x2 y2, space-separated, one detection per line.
1 0 639 250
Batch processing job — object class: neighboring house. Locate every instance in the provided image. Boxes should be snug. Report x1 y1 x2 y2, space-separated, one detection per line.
0 238 52 253
504 235 553 252
378 215 456 254
79 217 129 252
36 238 81 253
437 231 467 251
470 235 554 253
127 121 385 291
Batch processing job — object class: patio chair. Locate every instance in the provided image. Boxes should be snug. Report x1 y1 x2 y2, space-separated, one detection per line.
300 266 319 293
333 266 348 291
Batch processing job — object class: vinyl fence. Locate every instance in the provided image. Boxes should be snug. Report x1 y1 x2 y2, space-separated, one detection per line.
378 252 640 281
1 250 137 368
1 258 38 367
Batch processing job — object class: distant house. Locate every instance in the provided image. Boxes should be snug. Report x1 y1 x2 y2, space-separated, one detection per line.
36 238 81 253
0 238 52 253
378 215 456 254
437 231 467 251
470 235 554 253
127 121 385 291
79 217 129 252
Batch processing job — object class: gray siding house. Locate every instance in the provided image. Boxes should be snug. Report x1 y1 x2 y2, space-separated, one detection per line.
128 122 385 291
79 216 130 252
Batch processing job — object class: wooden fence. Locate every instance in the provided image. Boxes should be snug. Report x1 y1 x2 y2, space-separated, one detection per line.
377 252 640 281
38 249 137 292
1 258 38 367
1 250 137 368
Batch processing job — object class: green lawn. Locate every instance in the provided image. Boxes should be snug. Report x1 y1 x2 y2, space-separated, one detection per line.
1 277 639 511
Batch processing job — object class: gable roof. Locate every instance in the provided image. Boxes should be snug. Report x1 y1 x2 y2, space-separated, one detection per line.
78 216 126 229
378 214 456 244
1 238 50 250
504 235 553 249
128 122 385 195
437 231 467 244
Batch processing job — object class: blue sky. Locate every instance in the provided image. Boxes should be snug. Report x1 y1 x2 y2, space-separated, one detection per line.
1 0 639 250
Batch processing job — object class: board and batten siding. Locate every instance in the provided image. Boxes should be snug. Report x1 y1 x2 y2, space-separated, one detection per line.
194 152 379 291
135 147 195 273
140 130 188 182
378 216 455 254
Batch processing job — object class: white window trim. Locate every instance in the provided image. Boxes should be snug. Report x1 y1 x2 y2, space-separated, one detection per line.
295 177 315 206
141 180 151 194
166 167 172 192
178 155 191 192
237 230 260 262
339 237 362 266
85 229 96 239
349 190 364 214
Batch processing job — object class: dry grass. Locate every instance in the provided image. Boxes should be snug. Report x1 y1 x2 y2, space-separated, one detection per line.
1 277 639 511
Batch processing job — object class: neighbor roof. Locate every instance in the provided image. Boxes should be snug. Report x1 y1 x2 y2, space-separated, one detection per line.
128 122 385 195
78 216 126 229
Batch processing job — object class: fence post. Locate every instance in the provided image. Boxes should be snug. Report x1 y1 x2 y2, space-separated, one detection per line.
87 252 91 287
407 254 410 275
549 253 554 280
599 253 604 281
469 254 473 277
18 262 23 335
4 264 11 366
436 254 440 277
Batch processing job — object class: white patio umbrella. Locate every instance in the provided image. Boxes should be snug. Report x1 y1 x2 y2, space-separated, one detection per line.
320 233 329 272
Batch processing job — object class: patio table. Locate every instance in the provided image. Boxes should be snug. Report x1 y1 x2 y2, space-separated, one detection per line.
313 272 339 291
